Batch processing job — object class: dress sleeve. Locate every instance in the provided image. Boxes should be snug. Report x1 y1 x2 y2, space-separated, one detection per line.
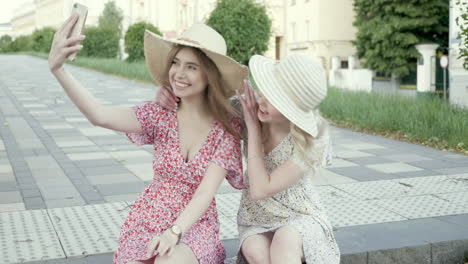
212 117 245 189
126 102 164 146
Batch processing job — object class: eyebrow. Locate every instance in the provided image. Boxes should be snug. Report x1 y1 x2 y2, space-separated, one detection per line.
173 57 200 67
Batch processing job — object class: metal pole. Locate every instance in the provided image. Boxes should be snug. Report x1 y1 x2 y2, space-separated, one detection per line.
443 67 447 100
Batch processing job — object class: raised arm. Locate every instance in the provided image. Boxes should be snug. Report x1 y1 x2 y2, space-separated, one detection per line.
48 14 142 133
238 82 304 200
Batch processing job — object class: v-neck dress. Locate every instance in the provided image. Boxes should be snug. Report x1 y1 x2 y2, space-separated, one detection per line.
236 130 340 264
113 102 244 264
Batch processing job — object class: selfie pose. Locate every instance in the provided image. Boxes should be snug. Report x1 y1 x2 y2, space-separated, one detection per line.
156 54 340 263
236 55 340 264
48 14 247 264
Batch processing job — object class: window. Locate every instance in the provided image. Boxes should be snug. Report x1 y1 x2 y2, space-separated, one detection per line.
305 20 310 40
341 60 349 69
291 0 296 5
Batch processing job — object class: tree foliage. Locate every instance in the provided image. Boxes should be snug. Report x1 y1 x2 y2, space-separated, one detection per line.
455 0 468 69
6 35 32 52
0 35 13 52
206 0 272 65
81 26 119 58
31 27 56 52
124 22 161 62
98 0 124 38
353 0 449 77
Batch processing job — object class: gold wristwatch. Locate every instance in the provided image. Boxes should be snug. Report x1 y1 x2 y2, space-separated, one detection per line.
170 224 182 243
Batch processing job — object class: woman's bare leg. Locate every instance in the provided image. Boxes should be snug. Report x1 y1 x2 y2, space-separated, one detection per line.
153 243 198 264
270 226 304 264
241 232 274 264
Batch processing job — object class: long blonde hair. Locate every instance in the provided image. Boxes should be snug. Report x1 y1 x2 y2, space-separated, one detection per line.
290 112 329 167
161 46 241 139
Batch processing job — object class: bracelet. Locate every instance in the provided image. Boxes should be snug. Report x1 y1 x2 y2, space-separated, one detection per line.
247 155 263 161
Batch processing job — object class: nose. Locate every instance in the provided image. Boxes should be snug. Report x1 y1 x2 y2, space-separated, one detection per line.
175 67 186 79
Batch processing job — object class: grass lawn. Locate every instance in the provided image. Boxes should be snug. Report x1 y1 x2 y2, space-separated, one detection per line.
320 88 468 154
23 52 468 155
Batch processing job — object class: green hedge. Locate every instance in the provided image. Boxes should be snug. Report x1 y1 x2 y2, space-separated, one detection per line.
31 27 56 53
0 35 13 52
124 22 161 62
5 35 33 52
81 26 119 58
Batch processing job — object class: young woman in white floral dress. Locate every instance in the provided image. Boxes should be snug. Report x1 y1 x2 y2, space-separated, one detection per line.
234 54 340 264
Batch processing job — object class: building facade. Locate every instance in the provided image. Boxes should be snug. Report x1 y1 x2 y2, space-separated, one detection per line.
449 1 468 108
9 0 357 67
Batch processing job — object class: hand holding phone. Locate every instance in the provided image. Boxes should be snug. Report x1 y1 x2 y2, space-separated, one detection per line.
67 3 88 61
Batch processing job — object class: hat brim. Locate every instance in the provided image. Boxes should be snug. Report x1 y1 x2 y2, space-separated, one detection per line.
144 30 248 97
249 55 319 137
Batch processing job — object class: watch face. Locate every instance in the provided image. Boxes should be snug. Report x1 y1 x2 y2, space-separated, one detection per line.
172 225 181 235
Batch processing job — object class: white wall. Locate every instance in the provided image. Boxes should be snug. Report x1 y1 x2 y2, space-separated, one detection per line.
449 0 468 109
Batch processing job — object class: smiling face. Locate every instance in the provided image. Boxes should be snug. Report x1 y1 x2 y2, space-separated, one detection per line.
168 47 209 99
256 90 289 125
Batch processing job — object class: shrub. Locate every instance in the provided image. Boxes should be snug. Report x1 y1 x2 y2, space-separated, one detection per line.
0 35 13 52
7 35 33 52
31 27 55 53
81 26 119 58
124 22 161 62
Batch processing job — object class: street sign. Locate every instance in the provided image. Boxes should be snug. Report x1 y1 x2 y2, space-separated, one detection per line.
440 55 448 100
440 55 448 68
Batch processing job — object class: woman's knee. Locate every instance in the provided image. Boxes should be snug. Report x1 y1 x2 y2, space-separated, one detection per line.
153 244 198 264
241 236 271 264
270 226 303 261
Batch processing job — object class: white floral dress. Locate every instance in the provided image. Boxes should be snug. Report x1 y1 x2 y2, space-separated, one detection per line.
236 125 340 263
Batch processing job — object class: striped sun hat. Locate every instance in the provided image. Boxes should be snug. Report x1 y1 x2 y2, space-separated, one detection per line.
249 54 328 137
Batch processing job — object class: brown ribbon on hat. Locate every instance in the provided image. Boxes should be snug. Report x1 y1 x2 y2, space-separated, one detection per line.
177 37 201 46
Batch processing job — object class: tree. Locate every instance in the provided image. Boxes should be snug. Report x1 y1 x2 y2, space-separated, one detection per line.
31 27 56 53
455 0 468 69
124 22 161 62
0 35 12 52
98 0 124 38
7 35 32 52
206 0 272 65
353 0 449 77
81 26 119 58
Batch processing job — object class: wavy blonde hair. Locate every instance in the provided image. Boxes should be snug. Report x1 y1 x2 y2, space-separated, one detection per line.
290 112 329 167
160 46 241 139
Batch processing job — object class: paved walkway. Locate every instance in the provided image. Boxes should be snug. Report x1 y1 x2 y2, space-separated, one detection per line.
1 55 468 264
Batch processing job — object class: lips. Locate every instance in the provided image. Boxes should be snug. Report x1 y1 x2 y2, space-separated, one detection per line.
173 80 191 90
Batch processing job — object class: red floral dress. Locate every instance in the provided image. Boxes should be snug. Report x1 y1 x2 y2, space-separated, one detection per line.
113 102 244 264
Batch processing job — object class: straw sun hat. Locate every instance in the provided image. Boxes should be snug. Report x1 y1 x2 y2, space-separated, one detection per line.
143 23 248 97
249 54 328 137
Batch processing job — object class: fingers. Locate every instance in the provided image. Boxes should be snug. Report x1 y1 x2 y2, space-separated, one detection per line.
62 14 79 36
166 246 174 257
58 15 76 34
157 243 170 256
63 45 83 57
157 87 177 111
65 35 85 47
146 237 159 258
162 87 178 108
164 86 179 101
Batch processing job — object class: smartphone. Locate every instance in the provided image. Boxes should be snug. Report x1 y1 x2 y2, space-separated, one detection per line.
67 3 88 61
